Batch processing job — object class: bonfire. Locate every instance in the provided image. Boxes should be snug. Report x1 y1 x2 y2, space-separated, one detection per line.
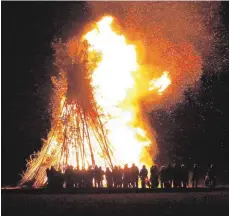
20 16 171 188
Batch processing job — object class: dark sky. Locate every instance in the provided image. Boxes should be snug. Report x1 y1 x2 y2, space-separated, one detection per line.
2 2 88 185
2 2 229 186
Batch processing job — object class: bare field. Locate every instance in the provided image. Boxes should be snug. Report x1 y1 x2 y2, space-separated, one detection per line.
2 192 229 216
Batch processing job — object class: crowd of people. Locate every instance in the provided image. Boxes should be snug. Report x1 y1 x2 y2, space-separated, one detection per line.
45 163 217 189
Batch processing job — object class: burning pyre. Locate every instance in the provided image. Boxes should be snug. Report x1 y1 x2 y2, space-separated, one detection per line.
20 16 171 188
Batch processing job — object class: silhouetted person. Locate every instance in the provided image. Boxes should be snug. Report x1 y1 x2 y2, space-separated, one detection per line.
160 166 166 188
105 167 113 188
46 168 51 188
112 166 119 188
98 166 104 188
204 169 210 188
168 164 174 188
87 166 94 188
47 166 61 189
173 164 181 188
73 166 80 188
180 164 188 188
123 164 129 188
192 164 199 188
65 165 74 189
127 166 132 188
55 168 64 189
150 165 159 188
208 164 216 188
164 164 172 188
94 165 100 188
131 163 139 188
117 166 123 188
80 168 88 188
140 165 148 189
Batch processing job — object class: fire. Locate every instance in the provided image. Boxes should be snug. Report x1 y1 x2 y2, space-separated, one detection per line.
21 15 172 187
84 16 156 168
84 16 137 108
149 71 171 95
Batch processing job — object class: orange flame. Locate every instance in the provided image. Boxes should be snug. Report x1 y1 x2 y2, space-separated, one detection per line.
149 71 171 95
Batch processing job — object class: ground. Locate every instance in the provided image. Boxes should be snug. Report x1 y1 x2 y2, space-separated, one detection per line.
2 192 229 216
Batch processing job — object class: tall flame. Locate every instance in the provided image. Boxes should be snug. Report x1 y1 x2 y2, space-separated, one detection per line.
84 16 170 167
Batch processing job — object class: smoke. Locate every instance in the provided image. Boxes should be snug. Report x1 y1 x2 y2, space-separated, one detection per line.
87 1 220 109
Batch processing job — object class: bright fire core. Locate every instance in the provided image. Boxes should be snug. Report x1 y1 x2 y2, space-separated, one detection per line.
83 16 170 168
84 16 146 168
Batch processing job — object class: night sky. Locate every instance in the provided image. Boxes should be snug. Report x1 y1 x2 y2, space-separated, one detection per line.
2 2 229 186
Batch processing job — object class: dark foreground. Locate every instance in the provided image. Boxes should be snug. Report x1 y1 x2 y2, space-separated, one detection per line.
2 187 229 194
2 191 229 216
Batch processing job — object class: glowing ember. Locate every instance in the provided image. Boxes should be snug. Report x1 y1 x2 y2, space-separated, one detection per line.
149 71 171 95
